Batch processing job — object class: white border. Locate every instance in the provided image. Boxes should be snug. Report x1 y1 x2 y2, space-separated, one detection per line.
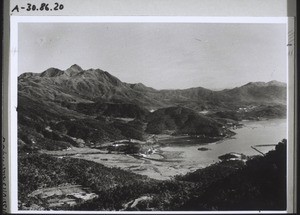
10 16 291 214
12 16 288 23
286 17 296 212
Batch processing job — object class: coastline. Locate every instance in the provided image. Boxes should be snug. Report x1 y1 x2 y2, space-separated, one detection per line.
39 118 286 181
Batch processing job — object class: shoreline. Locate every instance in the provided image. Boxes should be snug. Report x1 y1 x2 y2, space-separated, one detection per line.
39 118 285 180
39 133 237 180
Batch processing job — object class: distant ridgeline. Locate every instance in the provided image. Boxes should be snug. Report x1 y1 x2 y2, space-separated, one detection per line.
18 64 286 150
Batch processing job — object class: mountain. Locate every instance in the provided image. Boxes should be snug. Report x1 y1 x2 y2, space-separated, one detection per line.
18 97 147 150
19 65 287 112
146 106 234 137
63 101 150 120
18 65 168 109
18 65 287 150
17 65 288 211
221 81 286 105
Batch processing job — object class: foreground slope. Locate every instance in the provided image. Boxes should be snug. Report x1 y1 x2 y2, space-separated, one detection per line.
19 140 287 211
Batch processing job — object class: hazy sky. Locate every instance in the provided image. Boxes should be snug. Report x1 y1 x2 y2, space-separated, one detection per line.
19 22 287 90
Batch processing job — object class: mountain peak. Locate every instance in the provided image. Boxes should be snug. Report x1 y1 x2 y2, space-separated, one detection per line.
69 64 83 71
65 64 84 76
40 67 64 77
39 65 85 78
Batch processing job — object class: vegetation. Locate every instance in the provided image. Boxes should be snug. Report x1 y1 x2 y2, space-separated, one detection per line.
18 152 154 210
112 119 145 140
146 106 233 137
63 101 150 120
17 66 288 211
209 104 286 121
19 140 287 211
175 139 287 211
18 98 147 150
18 67 287 151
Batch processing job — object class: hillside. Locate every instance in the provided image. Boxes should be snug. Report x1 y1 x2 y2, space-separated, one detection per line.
18 65 287 151
208 104 286 121
18 96 146 151
18 65 288 211
19 139 287 211
146 106 233 137
62 101 150 120
221 81 287 105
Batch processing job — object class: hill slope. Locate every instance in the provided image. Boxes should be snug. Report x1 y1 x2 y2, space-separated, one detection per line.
18 65 287 150
221 81 286 105
146 106 234 137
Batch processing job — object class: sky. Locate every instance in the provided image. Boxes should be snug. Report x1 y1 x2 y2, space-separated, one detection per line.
18 22 287 90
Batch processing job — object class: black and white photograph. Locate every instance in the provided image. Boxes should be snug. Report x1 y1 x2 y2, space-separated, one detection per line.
14 17 291 212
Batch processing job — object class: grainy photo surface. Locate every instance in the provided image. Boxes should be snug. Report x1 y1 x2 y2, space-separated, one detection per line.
17 20 288 211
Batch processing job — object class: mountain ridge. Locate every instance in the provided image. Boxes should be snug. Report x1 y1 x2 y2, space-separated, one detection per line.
19 65 287 111
19 65 287 91
17 64 287 150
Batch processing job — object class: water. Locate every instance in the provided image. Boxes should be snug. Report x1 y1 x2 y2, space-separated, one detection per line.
77 119 287 180
160 118 287 169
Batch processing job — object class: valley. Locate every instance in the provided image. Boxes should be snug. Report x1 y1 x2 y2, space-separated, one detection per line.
18 65 287 211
